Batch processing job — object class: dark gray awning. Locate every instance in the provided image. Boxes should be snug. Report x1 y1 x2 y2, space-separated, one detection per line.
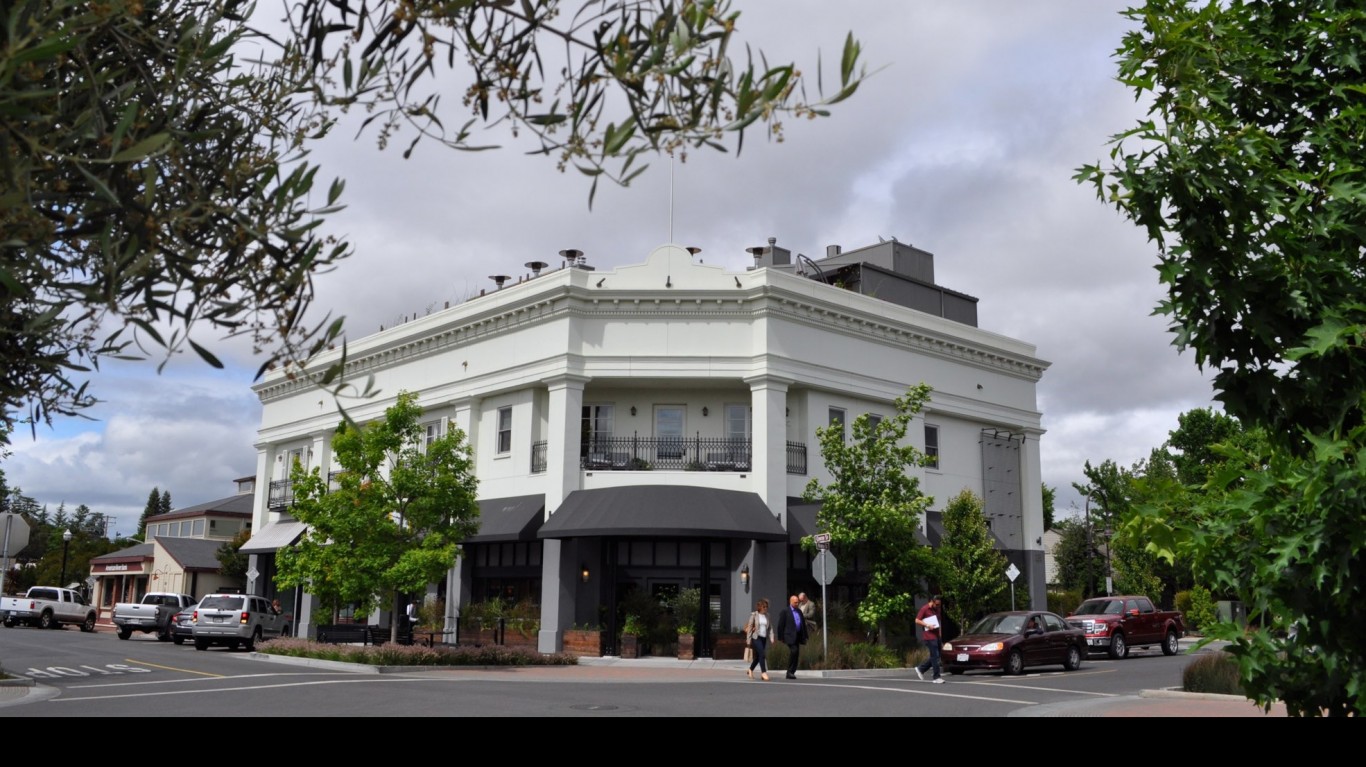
467 494 545 543
538 486 786 541
792 500 933 546
786 501 821 544
239 520 308 554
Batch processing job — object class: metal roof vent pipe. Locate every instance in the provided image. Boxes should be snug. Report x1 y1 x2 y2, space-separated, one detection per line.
687 246 702 258
746 245 767 270
525 261 548 278
560 248 594 271
489 274 510 289
826 244 842 258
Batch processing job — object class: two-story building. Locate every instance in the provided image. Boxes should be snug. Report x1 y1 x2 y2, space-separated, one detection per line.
243 239 1050 654
89 477 256 623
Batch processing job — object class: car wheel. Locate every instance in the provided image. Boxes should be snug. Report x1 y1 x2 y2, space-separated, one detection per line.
948 669 966 676
117 627 132 640
1 618 12 628
81 614 97 633
243 628 260 652
1162 629 1180 656
194 638 209 651
1064 645 1083 671
173 635 185 646
1108 632 1128 659
1004 649 1025 676
38 611 56 630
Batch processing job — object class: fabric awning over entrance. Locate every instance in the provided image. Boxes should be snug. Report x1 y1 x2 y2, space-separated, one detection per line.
466 494 546 543
539 486 787 541
239 520 308 554
789 500 933 546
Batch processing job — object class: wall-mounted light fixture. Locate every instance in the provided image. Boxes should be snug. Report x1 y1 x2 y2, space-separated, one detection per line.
702 406 709 417
740 564 750 593
581 565 590 583
630 406 637 416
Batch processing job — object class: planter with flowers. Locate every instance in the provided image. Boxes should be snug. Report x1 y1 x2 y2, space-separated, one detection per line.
619 614 644 659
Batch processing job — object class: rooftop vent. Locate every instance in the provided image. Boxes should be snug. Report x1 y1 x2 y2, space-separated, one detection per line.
525 261 548 277
687 246 702 256
489 275 510 289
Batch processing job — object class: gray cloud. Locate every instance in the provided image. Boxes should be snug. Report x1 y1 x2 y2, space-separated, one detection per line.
6 2 1219 530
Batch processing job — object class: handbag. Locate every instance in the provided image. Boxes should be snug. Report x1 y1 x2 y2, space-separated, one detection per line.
743 645 754 663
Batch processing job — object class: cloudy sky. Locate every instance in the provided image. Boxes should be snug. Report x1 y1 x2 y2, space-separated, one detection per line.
6 2 1220 537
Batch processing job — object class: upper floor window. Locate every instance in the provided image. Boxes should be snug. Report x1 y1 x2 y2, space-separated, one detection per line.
866 413 883 430
924 424 940 469
582 404 615 448
497 406 513 454
725 404 751 441
423 420 443 450
828 408 846 442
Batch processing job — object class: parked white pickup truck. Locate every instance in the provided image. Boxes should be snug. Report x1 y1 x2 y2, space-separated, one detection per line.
112 592 196 641
1 586 98 631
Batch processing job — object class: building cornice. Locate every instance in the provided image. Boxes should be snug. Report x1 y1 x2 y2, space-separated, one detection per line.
256 269 1047 404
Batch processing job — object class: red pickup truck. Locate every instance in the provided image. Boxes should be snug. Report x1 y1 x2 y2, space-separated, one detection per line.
1065 595 1185 659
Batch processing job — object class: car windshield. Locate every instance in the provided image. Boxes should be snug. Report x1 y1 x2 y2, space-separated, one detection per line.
200 596 244 610
1074 600 1124 616
968 614 1025 635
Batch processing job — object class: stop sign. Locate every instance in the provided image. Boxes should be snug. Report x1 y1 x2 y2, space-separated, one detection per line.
2 513 31 555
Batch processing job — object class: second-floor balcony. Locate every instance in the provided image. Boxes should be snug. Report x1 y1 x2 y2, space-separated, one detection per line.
567 436 807 474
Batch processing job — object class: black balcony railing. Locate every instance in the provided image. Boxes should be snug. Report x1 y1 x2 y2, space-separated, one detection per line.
786 441 807 475
581 434 752 471
268 479 294 511
531 441 547 474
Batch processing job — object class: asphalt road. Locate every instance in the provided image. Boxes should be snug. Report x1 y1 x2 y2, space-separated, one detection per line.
0 625 1286 717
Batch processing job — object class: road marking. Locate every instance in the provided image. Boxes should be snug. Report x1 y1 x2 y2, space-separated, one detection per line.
783 680 1037 705
124 659 224 678
51 676 449 701
64 672 333 690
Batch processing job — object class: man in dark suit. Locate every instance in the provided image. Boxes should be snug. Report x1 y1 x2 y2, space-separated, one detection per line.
774 594 808 679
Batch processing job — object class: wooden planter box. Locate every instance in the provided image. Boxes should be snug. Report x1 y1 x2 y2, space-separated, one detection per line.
711 632 747 660
677 633 695 660
562 629 603 658
620 633 640 659
502 629 538 651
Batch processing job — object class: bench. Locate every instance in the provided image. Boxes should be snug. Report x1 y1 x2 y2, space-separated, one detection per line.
314 624 412 646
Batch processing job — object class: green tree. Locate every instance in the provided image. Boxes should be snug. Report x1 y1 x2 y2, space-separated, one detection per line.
802 384 938 640
216 530 251 588
158 490 172 517
1051 518 1105 597
935 489 1009 632
276 391 480 642
2 0 867 443
1079 0 1366 716
1041 483 1056 531
136 488 161 541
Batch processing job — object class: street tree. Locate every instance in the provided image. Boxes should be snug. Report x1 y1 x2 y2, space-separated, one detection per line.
802 384 938 640
2 0 868 445
934 489 1009 632
1051 518 1105 597
1078 0 1366 716
276 391 479 641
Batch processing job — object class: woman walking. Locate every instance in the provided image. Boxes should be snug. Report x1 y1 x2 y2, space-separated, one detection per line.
744 598 772 681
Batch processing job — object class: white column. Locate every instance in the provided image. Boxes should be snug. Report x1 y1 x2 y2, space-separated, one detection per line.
1020 428 1046 609
746 375 792 520
539 375 588 653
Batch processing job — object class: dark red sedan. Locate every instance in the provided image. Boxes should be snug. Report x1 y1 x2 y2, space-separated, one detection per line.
942 610 1087 676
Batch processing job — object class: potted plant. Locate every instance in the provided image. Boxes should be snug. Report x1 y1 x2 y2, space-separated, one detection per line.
563 624 604 657
620 614 644 658
673 587 701 660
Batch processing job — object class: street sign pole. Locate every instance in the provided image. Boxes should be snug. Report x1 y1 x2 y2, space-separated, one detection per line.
1 513 12 597
1005 562 1021 611
820 554 828 661
813 533 835 662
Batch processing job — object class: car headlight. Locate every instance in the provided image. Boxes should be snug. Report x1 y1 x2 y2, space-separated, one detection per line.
980 642 1004 653
942 642 954 651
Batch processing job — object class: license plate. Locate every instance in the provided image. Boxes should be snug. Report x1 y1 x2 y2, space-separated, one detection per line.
956 653 969 662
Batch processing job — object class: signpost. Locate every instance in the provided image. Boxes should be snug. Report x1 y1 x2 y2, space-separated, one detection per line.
1 512 33 597
1005 562 1021 610
812 536 836 661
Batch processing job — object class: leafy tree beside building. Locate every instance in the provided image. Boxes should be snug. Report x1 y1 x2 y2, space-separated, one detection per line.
276 392 480 642
802 384 939 641
934 489 1009 632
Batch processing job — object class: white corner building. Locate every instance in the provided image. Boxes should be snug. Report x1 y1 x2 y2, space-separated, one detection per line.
244 239 1050 654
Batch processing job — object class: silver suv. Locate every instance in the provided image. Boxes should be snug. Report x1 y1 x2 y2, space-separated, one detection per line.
192 593 287 651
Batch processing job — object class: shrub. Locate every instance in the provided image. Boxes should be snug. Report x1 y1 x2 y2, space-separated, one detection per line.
505 598 540 638
416 597 445 630
1182 650 1244 695
1174 589 1192 619
672 588 701 634
257 637 576 667
1186 585 1218 634
1047 589 1084 617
